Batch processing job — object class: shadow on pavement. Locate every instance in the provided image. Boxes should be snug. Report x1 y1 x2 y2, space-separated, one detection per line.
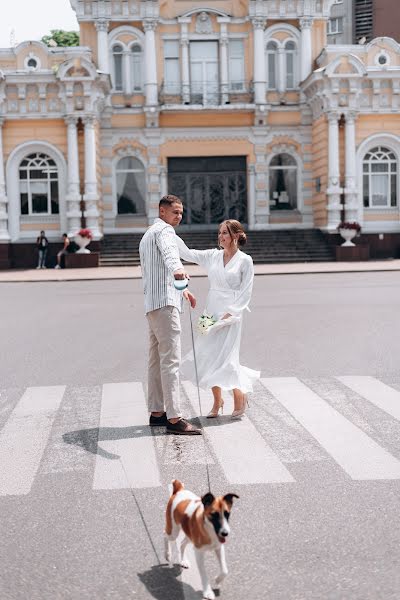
62 425 167 459
138 564 204 600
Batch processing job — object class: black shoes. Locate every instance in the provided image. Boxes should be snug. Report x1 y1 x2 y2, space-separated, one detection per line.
149 412 169 426
149 413 202 435
166 418 202 435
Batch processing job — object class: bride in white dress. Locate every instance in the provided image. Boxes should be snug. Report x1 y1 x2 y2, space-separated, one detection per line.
177 220 260 418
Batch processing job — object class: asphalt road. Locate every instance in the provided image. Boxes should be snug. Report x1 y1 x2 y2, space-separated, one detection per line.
1 272 400 600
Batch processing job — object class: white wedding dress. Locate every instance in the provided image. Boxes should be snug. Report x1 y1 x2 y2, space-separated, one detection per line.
177 237 260 393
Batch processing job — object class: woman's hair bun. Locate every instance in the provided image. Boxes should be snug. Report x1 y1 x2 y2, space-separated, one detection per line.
238 231 247 246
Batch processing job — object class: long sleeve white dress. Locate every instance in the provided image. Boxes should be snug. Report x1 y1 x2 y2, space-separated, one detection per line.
177 237 260 393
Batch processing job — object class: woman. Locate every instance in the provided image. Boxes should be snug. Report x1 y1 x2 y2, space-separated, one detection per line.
177 220 260 418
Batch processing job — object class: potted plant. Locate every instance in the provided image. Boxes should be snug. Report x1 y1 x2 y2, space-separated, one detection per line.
337 222 361 246
74 228 93 254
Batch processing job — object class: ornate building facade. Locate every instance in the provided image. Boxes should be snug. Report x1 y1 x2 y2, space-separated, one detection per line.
1 0 400 267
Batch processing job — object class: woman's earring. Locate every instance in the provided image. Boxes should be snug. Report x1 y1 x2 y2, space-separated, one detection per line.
234 239 238 246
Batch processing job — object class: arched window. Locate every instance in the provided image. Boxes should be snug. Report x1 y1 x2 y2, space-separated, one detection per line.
285 41 296 89
363 146 398 208
269 153 297 210
112 44 123 91
266 41 277 90
19 153 59 215
116 157 146 215
131 44 143 92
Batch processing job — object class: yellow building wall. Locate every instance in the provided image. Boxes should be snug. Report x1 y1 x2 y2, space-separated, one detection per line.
268 111 301 126
2 120 67 161
356 114 400 143
80 23 98 64
160 112 253 128
160 139 255 163
160 0 247 20
111 114 146 128
311 116 328 227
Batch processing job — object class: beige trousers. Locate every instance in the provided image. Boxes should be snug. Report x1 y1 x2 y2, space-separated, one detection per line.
146 306 182 420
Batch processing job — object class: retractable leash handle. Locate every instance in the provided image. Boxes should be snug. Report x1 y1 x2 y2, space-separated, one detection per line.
173 278 189 291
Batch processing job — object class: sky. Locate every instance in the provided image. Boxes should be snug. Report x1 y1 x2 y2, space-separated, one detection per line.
0 0 79 48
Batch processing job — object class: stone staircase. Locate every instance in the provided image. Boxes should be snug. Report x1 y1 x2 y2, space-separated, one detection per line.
99 229 335 266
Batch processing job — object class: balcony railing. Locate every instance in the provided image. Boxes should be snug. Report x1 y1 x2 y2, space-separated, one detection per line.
159 81 254 106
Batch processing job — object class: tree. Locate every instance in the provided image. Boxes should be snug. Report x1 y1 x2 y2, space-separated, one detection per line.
41 30 79 47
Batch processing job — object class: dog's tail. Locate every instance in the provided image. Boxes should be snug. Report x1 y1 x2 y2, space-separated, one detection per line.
165 480 184 536
169 479 184 496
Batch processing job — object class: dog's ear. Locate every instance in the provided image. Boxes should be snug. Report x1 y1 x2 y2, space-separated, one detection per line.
223 493 239 507
201 492 215 507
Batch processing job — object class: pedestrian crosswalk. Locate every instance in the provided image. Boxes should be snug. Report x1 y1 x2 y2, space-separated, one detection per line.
1 376 400 497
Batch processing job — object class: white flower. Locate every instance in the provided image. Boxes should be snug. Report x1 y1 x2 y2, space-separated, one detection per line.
197 313 216 335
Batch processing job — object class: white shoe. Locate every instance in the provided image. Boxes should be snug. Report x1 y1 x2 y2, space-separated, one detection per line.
54 265 61 269
36 266 41 269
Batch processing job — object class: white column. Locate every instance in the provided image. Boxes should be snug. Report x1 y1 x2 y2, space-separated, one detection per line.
123 49 132 95
252 18 266 105
218 19 230 104
160 165 168 197
300 17 313 82
83 116 101 239
181 39 190 103
248 164 256 229
144 20 158 106
327 112 342 230
0 118 10 241
65 116 81 237
96 19 110 74
179 18 191 104
344 111 359 222
277 47 286 95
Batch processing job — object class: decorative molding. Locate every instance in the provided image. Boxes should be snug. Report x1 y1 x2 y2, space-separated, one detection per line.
95 19 109 33
143 20 158 33
195 12 213 34
251 18 266 30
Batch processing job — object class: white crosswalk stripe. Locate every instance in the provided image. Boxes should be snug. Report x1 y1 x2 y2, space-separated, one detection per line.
261 377 400 481
93 382 161 490
0 386 65 496
337 376 400 422
1 377 400 497
182 381 295 484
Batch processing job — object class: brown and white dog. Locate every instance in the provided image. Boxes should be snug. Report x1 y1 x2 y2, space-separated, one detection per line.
164 479 239 600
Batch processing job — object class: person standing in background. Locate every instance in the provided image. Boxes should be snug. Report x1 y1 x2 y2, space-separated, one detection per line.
36 230 49 269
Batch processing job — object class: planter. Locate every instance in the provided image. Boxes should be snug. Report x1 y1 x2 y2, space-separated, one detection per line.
75 234 91 254
65 252 99 268
339 228 357 246
336 245 370 262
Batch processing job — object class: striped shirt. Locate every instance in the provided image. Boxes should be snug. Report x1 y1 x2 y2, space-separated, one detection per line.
139 218 184 314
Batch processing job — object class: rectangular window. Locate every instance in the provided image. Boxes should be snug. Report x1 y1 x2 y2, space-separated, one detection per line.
164 40 180 94
267 53 276 89
363 175 369 207
286 53 294 89
371 174 389 207
327 17 343 34
114 54 123 91
228 40 245 91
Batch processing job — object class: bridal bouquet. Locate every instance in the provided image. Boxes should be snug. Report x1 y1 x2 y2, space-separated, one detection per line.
197 313 217 335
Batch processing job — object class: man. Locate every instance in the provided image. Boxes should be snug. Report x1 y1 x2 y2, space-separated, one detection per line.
54 233 70 269
36 230 49 269
139 194 201 435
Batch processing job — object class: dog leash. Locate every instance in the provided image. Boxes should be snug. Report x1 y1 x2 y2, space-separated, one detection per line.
187 299 212 494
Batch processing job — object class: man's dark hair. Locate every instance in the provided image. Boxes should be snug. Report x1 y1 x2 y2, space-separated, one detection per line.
159 194 183 208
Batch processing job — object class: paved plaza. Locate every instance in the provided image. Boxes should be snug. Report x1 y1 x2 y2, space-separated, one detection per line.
1 272 400 599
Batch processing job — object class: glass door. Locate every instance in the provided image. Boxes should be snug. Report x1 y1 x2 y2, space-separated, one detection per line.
189 41 219 105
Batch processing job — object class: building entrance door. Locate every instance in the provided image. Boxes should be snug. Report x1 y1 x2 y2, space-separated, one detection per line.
168 156 247 226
